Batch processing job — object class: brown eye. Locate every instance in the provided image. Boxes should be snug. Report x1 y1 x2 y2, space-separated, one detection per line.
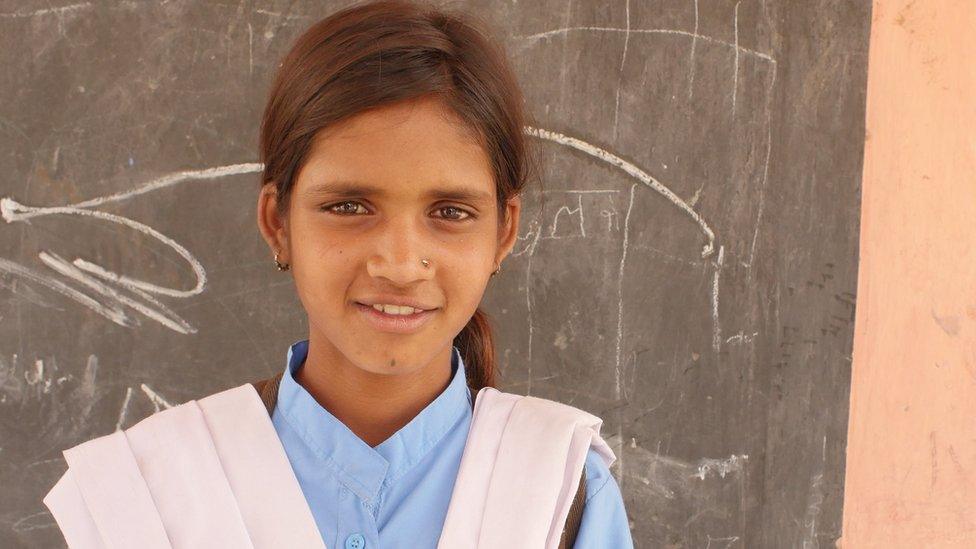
324 201 367 215
436 206 472 221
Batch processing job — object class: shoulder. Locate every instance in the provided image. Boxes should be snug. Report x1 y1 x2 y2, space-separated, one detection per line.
503 391 618 501
248 372 282 415
575 446 633 547
480 389 609 447
482 388 616 497
583 445 616 503
483 388 604 424
72 382 262 450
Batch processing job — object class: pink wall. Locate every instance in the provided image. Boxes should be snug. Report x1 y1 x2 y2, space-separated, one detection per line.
841 0 976 546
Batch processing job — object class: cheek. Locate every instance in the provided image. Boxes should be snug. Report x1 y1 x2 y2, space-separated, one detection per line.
440 243 494 303
289 233 357 303
290 216 357 264
443 230 498 266
446 276 490 314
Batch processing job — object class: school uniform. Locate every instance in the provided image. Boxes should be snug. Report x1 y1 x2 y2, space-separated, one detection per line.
274 339 633 548
43 339 633 548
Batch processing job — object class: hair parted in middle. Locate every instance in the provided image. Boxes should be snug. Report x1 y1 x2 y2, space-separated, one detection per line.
258 0 542 390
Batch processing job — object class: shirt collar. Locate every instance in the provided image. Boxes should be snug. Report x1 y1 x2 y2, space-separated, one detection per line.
276 339 471 506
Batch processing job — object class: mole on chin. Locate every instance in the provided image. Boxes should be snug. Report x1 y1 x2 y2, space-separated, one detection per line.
389 358 396 368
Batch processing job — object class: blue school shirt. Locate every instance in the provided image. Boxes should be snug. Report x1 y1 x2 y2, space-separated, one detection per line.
270 339 633 548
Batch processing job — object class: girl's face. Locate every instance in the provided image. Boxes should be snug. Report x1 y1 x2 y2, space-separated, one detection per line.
258 96 521 377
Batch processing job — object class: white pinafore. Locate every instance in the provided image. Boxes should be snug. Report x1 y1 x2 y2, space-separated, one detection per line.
43 382 615 549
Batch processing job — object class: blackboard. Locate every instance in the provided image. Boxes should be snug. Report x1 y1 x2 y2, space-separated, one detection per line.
0 1 871 547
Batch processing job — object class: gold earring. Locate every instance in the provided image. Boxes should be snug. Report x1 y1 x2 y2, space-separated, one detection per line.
274 250 290 271
491 262 500 277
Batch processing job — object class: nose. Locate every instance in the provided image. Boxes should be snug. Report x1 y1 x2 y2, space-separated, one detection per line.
365 213 436 286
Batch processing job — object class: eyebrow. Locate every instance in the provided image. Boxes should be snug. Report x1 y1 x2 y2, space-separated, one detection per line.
301 181 495 203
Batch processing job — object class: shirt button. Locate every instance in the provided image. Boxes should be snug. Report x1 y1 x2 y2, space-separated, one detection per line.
345 533 366 549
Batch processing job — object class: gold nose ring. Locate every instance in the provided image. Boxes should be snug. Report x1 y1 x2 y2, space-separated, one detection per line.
420 258 430 268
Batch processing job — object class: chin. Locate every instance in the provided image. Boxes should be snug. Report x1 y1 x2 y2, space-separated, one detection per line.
352 347 426 374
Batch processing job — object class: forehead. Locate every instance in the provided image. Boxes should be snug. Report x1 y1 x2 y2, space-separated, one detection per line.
297 97 494 196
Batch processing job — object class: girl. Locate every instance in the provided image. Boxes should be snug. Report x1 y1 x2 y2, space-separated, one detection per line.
44 1 633 547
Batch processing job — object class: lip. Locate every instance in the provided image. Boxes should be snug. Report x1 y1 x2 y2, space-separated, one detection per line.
355 302 437 334
355 296 438 310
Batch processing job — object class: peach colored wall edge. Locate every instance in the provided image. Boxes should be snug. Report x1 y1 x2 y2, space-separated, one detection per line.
840 0 976 547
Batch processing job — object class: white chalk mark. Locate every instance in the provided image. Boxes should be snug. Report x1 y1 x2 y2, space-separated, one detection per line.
705 535 741 549
27 458 65 469
140 383 174 412
511 218 542 257
1 162 263 333
614 183 638 487
611 0 632 140
688 182 705 208
725 331 759 345
520 26 775 64
2 201 207 298
732 2 741 116
687 0 700 100
711 245 725 354
248 22 254 77
613 435 750 506
525 126 717 257
82 354 98 394
801 435 828 548
802 472 825 549
523 191 621 241
548 194 586 238
606 193 622 233
115 386 134 431
509 214 545 395
0 3 91 19
746 66 778 273
1 274 58 308
39 250 195 334
522 217 543 395
8 162 262 214
24 358 43 385
0 257 133 326
556 189 621 194
11 511 56 533
500 373 563 389
254 8 309 21
694 453 748 480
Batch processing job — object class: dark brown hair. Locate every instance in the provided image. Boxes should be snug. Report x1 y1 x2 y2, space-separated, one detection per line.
259 0 538 390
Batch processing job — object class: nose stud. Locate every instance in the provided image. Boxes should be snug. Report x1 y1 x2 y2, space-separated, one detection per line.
421 258 430 268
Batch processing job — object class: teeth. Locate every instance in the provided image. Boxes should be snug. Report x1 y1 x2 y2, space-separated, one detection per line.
371 304 421 315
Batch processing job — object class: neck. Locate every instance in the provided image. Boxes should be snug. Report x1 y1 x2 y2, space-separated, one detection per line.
295 335 454 448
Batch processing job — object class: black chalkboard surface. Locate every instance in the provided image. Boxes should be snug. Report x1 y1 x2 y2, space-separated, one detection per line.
0 1 870 547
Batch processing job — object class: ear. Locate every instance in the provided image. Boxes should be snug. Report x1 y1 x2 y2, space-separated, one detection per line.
257 182 290 262
495 193 522 267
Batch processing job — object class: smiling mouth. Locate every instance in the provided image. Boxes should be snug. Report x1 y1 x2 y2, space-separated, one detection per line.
353 302 437 334
357 302 433 315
